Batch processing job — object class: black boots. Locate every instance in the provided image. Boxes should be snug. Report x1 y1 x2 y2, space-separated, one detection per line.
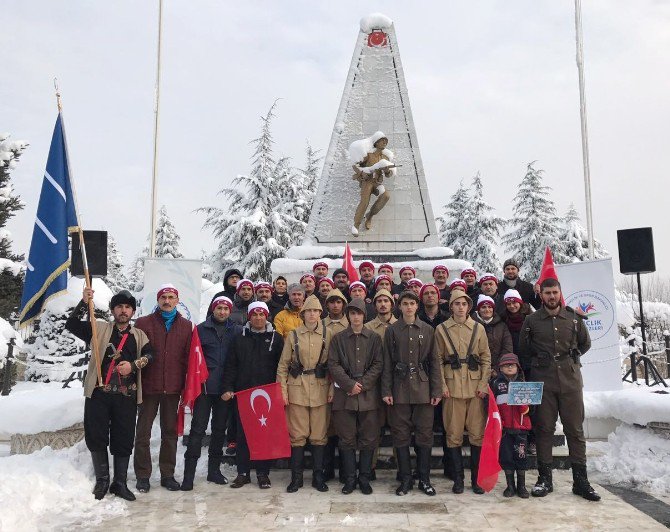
358 449 374 495
532 462 554 497
323 436 337 481
395 446 413 496
180 457 198 491
109 456 136 501
207 456 228 485
503 470 516 497
311 445 329 492
287 446 305 493
449 447 465 494
160 477 181 491
469 445 484 494
417 446 436 496
516 470 529 498
91 451 110 500
340 449 357 494
571 463 601 501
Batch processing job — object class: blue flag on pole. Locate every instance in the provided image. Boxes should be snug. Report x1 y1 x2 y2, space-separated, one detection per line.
19 114 79 327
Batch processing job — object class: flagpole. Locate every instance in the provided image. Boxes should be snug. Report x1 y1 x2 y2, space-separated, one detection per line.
54 79 103 387
149 0 164 258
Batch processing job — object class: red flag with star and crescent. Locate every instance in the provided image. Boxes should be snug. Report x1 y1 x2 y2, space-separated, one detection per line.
236 382 291 460
536 246 565 305
477 386 503 492
342 242 360 283
176 327 208 436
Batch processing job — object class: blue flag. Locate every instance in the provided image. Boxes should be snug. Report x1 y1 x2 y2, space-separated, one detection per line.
19 114 79 327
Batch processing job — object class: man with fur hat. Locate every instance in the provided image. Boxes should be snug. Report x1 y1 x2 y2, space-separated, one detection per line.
328 298 384 495
134 284 192 493
436 289 491 495
382 291 443 497
65 287 152 501
276 295 334 493
274 284 306 338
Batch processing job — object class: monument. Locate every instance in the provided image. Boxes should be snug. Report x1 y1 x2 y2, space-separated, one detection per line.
273 13 468 280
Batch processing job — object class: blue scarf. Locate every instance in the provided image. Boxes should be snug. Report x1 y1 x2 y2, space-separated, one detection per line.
161 308 178 331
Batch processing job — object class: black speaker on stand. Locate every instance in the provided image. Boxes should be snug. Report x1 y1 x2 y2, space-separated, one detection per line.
70 230 108 278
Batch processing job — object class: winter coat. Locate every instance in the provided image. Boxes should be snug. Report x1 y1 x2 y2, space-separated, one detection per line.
364 314 397 345
197 316 242 395
499 277 541 310
223 322 284 392
230 294 255 326
473 313 514 368
274 304 303 338
135 310 192 395
418 306 449 329
491 373 532 432
322 316 349 335
266 298 284 321
501 304 533 356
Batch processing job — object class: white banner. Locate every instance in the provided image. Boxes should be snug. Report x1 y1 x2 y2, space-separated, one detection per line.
141 258 202 323
555 258 622 392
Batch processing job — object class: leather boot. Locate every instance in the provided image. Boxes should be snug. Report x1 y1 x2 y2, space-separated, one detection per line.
90 451 110 500
417 446 436 496
571 463 601 501
395 446 413 496
286 446 304 493
339 449 357 494
323 436 337 481
503 470 515 497
516 470 529 498
470 445 485 494
109 456 136 501
358 449 374 495
180 457 198 491
450 447 465 494
531 462 553 497
311 445 329 492
207 456 228 485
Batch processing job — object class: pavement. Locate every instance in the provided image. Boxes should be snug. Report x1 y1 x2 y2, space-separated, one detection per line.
96 469 668 531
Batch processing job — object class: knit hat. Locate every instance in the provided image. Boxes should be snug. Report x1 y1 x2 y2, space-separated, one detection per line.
378 263 394 273
460 268 477 279
358 260 375 272
373 288 394 303
498 352 521 369
503 258 520 270
479 273 498 286
432 265 449 276
407 278 424 288
332 267 349 279
346 298 367 320
449 290 473 309
110 290 137 311
476 295 495 310
504 289 523 305
420 283 440 300
210 295 233 312
349 281 368 295
449 279 467 292
317 277 335 289
312 261 328 272
399 265 416 277
325 288 347 304
236 279 254 293
254 281 273 293
157 283 178 300
374 274 393 290
300 273 316 284
247 301 269 317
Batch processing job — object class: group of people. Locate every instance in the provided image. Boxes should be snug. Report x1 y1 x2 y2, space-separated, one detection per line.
65 257 601 504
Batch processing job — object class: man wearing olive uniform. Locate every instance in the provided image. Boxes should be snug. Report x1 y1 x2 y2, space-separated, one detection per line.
519 278 600 501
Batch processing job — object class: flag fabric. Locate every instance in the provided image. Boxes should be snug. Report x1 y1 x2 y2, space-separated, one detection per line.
19 115 79 327
342 242 359 282
536 246 565 305
236 382 291 460
177 327 208 436
477 386 503 492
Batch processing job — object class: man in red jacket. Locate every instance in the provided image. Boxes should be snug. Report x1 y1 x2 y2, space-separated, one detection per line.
133 284 192 493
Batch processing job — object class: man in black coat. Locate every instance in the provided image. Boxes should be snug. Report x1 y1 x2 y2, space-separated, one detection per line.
499 258 541 309
222 302 284 490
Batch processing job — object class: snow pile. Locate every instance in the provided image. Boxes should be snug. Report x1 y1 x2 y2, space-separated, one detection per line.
584 387 670 425
590 424 670 495
414 246 455 259
0 316 23 370
359 13 393 33
286 245 346 260
348 132 395 168
0 441 127 529
0 256 22 275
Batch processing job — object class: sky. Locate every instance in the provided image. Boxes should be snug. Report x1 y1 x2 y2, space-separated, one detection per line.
2 1 669 278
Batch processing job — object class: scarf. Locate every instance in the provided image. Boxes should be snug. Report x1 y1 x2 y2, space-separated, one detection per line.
161 308 178 331
506 312 525 333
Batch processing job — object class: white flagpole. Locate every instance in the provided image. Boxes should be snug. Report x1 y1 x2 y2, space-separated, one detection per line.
575 0 595 260
149 0 164 258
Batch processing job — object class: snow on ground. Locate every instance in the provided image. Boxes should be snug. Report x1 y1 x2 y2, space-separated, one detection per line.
584 385 670 425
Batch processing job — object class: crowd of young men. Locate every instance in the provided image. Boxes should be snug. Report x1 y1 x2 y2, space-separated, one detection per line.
66 257 600 503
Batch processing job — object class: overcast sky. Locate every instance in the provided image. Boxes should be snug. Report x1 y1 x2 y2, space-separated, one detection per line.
2 1 669 278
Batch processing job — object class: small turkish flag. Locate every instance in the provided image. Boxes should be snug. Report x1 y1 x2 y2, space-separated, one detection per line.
477 387 503 492
342 242 360 282
536 246 565 305
367 30 388 47
236 383 291 460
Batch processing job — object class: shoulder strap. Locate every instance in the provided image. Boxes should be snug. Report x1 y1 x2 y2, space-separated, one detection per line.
292 329 300 364
440 322 459 357
466 322 479 358
318 323 328 364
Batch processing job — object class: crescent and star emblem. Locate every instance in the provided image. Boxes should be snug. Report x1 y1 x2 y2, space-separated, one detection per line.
250 388 272 427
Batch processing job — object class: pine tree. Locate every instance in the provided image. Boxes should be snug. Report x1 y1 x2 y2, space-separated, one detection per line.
436 180 472 258
558 203 608 263
295 141 322 227
503 162 564 280
127 246 148 293
104 234 129 293
0 134 28 319
154 205 183 259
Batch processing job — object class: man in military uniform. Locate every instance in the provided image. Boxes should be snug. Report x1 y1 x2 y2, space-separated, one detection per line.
328 299 384 495
518 278 599 501
435 289 491 495
382 291 443 496
276 295 333 493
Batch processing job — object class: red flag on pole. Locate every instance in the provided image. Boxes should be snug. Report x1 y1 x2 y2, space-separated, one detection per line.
477 387 503 492
536 246 565 305
342 242 359 282
176 327 208 436
236 382 291 460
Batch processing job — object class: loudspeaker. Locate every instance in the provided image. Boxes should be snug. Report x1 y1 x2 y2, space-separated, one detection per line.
617 227 655 274
70 230 108 278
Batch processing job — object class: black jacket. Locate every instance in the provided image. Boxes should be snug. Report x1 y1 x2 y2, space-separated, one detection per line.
498 278 541 309
197 316 242 395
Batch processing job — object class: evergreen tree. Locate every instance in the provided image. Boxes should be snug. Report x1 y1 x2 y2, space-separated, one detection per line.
502 162 564 280
436 179 472 258
0 134 28 318
104 234 129 293
295 141 322 227
558 203 608 263
127 246 148 293
154 205 183 259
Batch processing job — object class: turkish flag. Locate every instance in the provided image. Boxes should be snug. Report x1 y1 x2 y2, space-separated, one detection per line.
176 327 208 436
477 387 503 492
367 30 388 47
342 242 360 282
536 246 565 305
236 382 291 460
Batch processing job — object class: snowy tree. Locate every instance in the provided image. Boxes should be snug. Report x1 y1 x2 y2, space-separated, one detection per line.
502 162 564 280
436 179 472 259
103 234 129 293
154 205 183 259
200 102 304 281
0 134 28 319
295 141 322 227
127 246 148 293
558 203 608 263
